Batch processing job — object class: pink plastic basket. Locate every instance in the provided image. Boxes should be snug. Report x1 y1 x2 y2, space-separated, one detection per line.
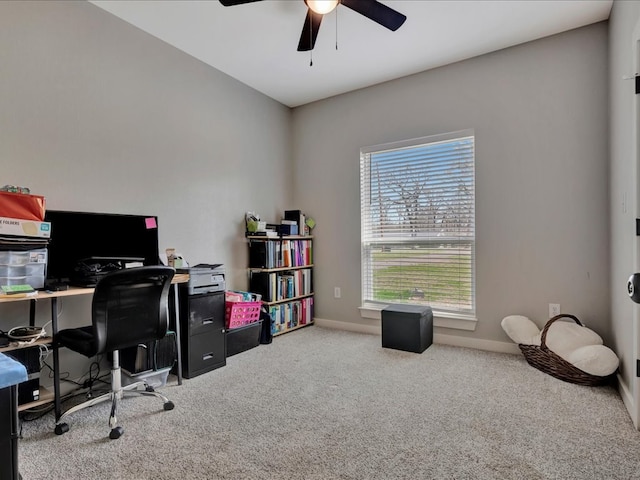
225 301 261 329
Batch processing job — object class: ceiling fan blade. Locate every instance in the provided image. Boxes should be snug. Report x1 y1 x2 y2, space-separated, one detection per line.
219 0 263 6
341 0 406 31
297 8 324 52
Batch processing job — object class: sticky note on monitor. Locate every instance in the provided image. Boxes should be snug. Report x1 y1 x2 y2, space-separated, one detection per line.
145 217 157 229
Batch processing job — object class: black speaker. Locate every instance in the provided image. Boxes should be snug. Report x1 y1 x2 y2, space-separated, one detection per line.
120 331 177 374
5 346 41 405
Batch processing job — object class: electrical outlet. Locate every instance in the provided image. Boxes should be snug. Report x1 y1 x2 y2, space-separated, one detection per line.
549 303 561 318
334 287 341 299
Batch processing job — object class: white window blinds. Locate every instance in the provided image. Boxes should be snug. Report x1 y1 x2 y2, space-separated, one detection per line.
360 130 475 315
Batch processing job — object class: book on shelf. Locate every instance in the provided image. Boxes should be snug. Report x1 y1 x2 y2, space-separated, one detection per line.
279 223 298 235
279 272 295 298
267 296 314 334
304 296 314 324
246 230 278 238
288 239 312 267
248 239 312 271
283 269 311 297
281 240 291 267
250 269 312 303
249 271 276 302
249 241 268 269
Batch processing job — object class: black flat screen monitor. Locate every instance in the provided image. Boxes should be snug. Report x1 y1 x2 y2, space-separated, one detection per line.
44 210 160 283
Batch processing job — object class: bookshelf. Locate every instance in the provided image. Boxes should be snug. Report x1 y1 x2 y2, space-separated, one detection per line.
247 236 314 336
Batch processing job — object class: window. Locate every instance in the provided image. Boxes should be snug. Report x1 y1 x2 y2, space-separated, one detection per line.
360 130 475 316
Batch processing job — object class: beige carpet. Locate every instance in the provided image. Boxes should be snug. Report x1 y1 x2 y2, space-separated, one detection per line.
18 326 640 479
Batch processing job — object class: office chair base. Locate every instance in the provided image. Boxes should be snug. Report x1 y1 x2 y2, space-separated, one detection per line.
54 380 173 438
54 423 69 435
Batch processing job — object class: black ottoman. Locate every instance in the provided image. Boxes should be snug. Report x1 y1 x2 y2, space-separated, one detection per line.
382 305 433 353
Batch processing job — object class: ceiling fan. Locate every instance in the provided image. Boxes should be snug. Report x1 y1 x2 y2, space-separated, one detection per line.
219 0 407 51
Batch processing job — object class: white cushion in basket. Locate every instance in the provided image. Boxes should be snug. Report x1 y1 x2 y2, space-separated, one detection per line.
501 315 540 345
565 345 619 377
544 321 603 360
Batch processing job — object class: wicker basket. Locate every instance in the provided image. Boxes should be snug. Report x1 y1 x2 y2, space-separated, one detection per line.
518 314 615 386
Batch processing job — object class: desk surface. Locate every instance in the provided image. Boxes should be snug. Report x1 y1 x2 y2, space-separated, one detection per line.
0 273 189 304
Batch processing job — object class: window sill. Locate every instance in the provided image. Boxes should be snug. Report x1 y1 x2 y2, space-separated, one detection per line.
359 304 477 331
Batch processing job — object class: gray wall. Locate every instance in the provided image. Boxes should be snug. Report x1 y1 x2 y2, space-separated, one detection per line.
609 0 640 425
0 2 614 384
0 1 291 379
0 0 292 288
292 23 610 346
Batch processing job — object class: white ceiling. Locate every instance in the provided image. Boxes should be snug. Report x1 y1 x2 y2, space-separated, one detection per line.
90 0 613 108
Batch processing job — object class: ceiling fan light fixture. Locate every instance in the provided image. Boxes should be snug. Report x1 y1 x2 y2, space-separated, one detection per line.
305 0 339 15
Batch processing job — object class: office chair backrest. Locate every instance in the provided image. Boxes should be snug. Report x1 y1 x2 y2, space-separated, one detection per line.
91 266 175 354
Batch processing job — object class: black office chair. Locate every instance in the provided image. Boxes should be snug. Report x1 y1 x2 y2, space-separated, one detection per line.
54 266 176 439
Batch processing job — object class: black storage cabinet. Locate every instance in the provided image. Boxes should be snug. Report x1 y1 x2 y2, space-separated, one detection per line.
0 385 20 480
173 286 226 378
226 320 263 357
381 305 433 353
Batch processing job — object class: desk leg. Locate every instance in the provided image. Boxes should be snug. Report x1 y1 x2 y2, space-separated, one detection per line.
173 284 183 386
29 300 36 327
51 298 62 422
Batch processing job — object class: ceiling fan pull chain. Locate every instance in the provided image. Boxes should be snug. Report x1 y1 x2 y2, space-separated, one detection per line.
335 3 338 50
310 17 314 66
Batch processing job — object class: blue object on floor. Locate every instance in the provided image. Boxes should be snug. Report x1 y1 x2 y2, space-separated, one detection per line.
0 352 28 480
0 352 27 388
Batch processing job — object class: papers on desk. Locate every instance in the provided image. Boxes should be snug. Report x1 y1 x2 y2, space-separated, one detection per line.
0 284 37 297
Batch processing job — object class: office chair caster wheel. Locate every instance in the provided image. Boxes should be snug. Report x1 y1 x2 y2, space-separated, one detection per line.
109 426 124 440
54 423 69 435
164 401 174 411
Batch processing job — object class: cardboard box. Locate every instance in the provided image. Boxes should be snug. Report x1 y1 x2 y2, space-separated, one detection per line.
0 192 45 221
0 217 51 238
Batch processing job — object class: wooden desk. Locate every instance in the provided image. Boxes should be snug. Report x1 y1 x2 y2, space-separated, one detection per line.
0 273 189 422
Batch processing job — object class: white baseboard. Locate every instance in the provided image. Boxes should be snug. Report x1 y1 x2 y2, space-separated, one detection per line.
617 374 638 430
313 318 520 354
434 332 521 354
314 317 380 335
